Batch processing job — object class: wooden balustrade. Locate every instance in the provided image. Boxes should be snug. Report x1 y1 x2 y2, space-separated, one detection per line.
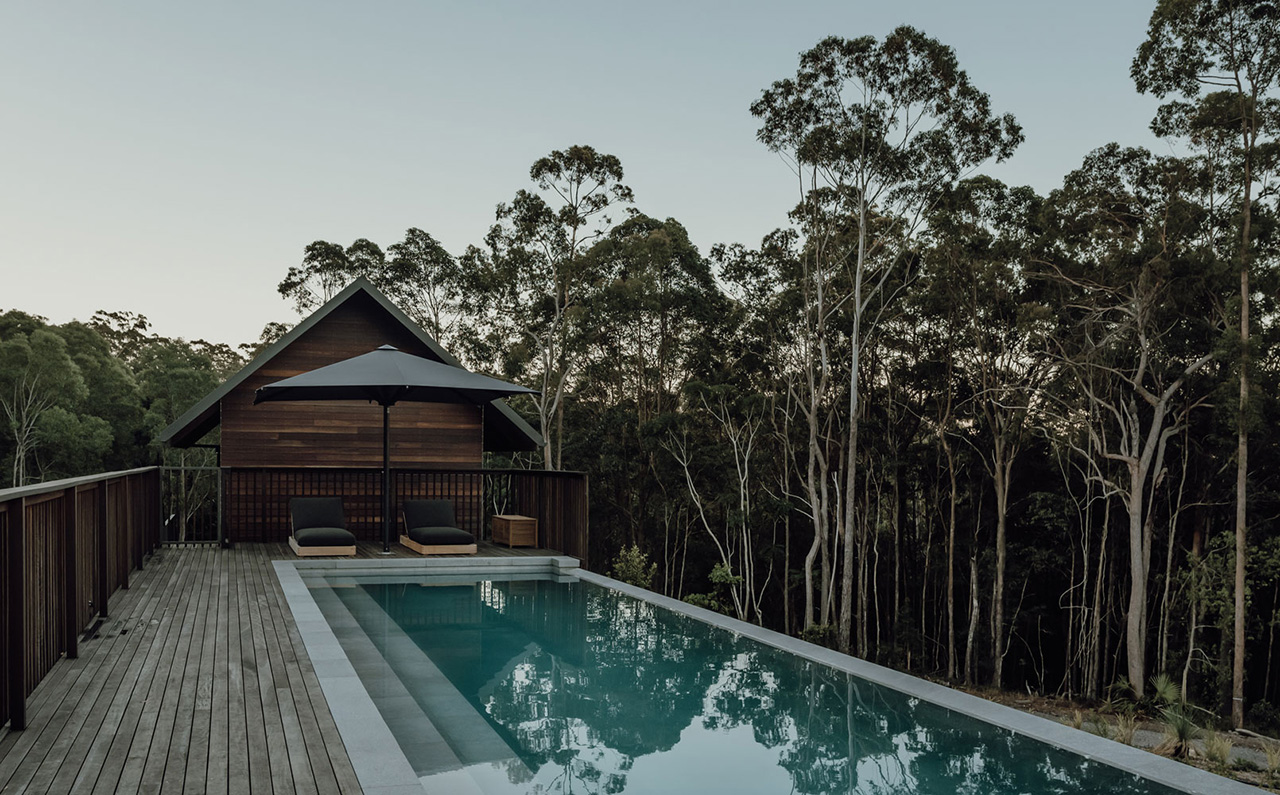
0 467 161 731
221 467 589 565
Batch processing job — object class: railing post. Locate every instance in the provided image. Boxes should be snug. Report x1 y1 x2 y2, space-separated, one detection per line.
7 498 26 731
581 474 590 568
120 479 130 590
63 488 78 660
150 469 160 551
129 475 141 571
97 482 109 619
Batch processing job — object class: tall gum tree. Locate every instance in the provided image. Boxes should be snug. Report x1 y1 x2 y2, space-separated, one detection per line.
0 329 90 487
279 229 464 349
1132 0 1280 726
750 27 1022 653
925 176 1051 687
1040 145 1225 699
459 146 634 470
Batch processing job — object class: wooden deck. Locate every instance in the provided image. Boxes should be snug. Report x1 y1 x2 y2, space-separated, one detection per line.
0 541 556 795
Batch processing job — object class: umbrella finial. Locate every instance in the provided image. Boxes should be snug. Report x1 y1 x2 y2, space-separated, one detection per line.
376 344 399 352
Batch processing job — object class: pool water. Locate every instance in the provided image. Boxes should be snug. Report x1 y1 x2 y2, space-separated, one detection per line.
308 574 1185 795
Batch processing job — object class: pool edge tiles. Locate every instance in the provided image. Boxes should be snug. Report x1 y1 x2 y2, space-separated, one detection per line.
274 556 582 795
274 560 425 795
573 569 1265 795
275 558 1264 795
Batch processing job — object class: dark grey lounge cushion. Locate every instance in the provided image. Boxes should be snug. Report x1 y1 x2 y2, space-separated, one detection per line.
407 525 474 546
290 497 354 546
291 497 346 531
401 499 457 530
295 526 356 546
402 500 472 547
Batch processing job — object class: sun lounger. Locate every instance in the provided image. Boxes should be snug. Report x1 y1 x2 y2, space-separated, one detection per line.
289 496 357 556
399 499 477 555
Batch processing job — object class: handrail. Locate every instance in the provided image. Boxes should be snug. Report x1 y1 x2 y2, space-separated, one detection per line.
0 467 161 732
222 466 589 476
220 466 589 564
0 466 159 504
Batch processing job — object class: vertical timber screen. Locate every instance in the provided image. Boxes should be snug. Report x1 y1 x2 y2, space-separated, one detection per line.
222 467 588 565
0 467 160 731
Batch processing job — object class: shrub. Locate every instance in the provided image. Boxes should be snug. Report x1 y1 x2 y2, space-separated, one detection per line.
1157 706 1200 759
800 625 836 649
1265 744 1280 784
1115 714 1137 745
1204 731 1233 771
1086 715 1115 740
683 592 728 615
1248 700 1280 736
610 545 658 589
1149 673 1179 707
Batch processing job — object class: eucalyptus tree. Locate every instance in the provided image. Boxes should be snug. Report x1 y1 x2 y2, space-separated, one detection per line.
716 220 848 632
1133 0 1280 725
385 228 463 347
716 231 816 628
458 146 634 470
569 215 725 563
87 310 154 364
278 237 388 314
54 321 146 471
923 177 1050 686
750 27 1023 653
0 328 90 486
278 229 466 346
1040 145 1226 698
664 384 773 624
135 337 224 540
909 275 968 680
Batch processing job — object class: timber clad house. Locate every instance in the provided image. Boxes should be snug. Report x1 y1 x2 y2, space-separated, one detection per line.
159 277 588 559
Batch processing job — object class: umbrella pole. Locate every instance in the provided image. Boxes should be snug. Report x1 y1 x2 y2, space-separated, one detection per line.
382 403 391 554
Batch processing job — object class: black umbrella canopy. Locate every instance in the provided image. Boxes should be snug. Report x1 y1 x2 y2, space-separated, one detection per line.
252 345 537 553
252 345 537 406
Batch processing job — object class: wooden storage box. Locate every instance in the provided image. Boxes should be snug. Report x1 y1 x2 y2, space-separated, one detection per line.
492 514 537 547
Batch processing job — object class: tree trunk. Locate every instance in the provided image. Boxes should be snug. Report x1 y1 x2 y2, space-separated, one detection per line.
1183 525 1203 704
1234 262 1249 728
943 435 958 680
1233 85 1255 730
1125 475 1148 698
993 457 1009 688
965 556 981 687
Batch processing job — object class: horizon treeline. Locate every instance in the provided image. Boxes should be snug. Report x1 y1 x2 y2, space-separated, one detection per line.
3 2 1278 729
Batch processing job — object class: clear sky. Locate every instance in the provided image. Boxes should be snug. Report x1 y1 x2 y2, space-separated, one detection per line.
1 1 1167 348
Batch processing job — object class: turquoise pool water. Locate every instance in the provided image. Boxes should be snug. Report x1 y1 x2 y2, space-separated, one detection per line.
308 574 1186 795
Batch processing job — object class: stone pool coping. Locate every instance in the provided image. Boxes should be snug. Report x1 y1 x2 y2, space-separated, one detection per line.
277 556 1263 795
275 555 581 795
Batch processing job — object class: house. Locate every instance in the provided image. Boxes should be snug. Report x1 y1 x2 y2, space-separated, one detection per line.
159 278 585 559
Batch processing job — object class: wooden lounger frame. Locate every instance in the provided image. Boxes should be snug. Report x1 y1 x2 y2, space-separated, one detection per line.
398 535 477 556
289 536 356 557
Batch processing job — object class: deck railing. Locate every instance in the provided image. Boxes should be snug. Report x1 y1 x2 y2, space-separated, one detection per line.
221 467 589 565
0 467 161 730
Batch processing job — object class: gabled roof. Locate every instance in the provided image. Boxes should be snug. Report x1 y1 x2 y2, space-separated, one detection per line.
159 277 542 451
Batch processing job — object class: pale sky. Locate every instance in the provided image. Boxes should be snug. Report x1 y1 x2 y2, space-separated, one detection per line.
1 1 1165 348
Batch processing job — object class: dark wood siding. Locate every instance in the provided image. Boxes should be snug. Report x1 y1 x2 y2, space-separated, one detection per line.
220 293 483 469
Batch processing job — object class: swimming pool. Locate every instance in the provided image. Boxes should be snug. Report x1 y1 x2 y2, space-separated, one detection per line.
276 558 1259 794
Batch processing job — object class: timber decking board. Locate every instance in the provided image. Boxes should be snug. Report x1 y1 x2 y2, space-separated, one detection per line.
0 540 554 794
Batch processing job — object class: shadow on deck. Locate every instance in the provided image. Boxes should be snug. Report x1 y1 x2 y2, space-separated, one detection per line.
0 541 554 795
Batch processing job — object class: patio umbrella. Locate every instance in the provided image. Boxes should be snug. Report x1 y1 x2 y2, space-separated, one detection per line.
253 345 538 552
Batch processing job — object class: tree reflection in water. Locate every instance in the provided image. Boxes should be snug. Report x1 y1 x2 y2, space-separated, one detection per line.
361 578 1185 795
